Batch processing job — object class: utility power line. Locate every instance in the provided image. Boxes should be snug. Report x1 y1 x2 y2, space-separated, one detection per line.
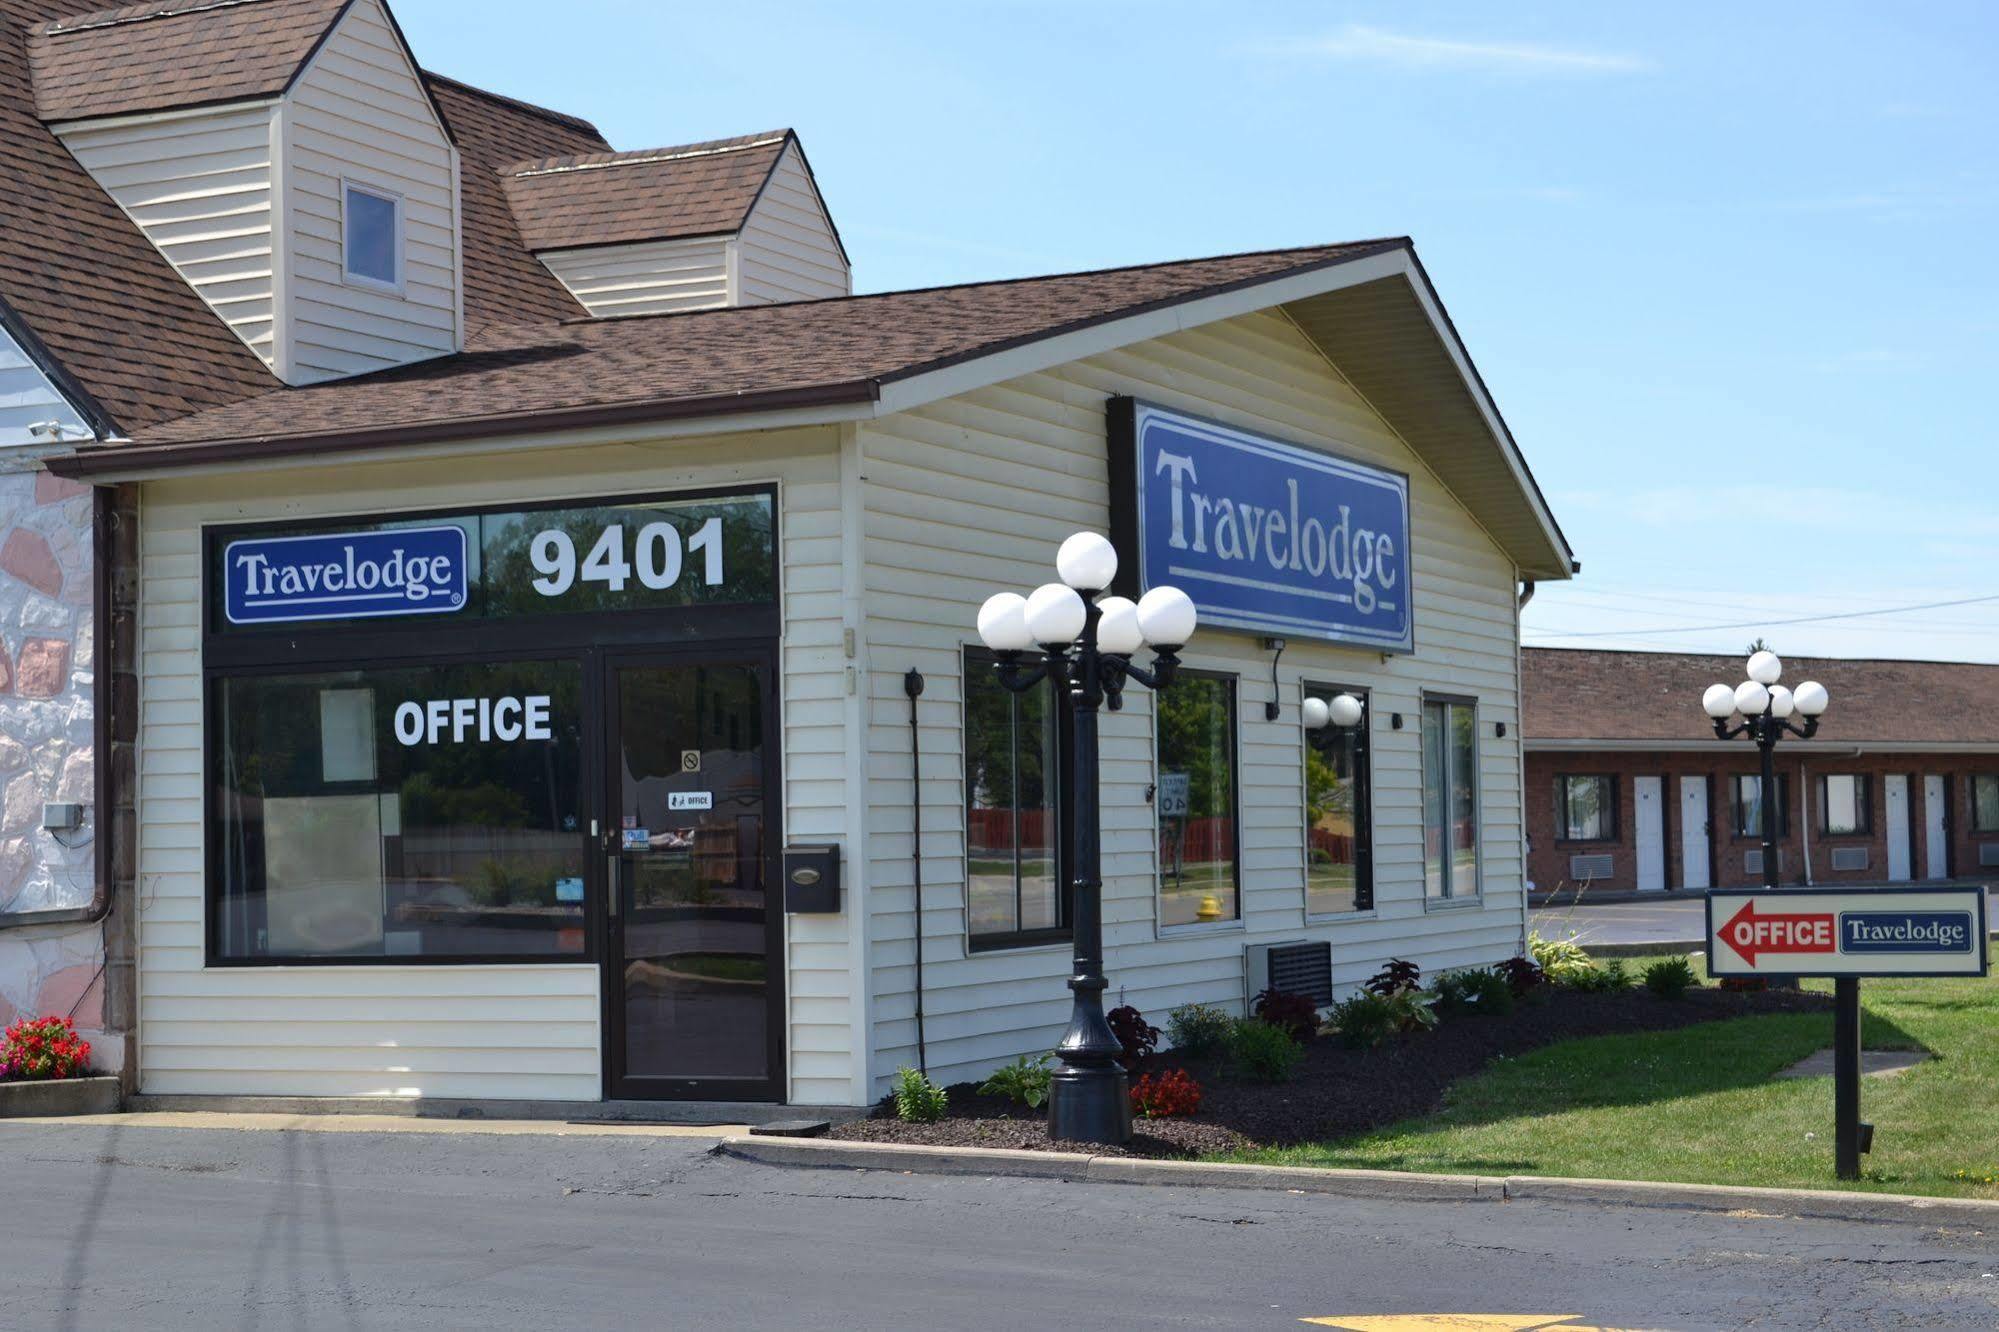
1522 591 1999 640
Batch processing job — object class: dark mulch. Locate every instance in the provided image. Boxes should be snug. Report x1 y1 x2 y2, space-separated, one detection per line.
829 985 1834 1159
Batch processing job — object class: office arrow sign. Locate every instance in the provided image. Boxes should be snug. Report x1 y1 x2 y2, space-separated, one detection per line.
1706 888 1989 978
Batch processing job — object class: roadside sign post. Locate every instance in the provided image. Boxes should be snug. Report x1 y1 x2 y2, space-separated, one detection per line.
1707 886 1988 1180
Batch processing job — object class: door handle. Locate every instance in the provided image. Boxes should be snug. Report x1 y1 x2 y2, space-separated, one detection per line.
606 854 621 919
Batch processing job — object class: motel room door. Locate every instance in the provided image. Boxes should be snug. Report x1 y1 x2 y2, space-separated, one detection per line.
1885 774 1913 882
1923 774 1950 880
601 648 783 1101
1633 776 1666 892
1678 776 1711 891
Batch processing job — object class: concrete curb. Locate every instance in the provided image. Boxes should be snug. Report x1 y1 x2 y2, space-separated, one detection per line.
0 1075 120 1118
716 1135 1999 1227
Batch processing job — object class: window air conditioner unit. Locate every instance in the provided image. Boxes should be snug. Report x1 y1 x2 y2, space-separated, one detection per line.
1979 843 1999 868
1246 940 1334 1011
1829 847 1870 872
1568 853 1614 881
1744 849 1787 876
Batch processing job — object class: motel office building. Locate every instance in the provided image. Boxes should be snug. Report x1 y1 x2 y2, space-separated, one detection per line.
1524 649 1999 897
28 0 1575 1110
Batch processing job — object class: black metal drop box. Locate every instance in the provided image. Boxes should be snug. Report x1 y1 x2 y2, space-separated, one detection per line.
783 844 841 913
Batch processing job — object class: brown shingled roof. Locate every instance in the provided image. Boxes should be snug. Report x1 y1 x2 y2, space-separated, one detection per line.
2 0 277 431
424 71 610 328
55 240 1405 472
1523 648 1999 747
501 131 791 251
28 0 348 122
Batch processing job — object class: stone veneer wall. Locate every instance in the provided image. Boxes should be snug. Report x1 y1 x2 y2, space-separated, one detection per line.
0 464 105 1067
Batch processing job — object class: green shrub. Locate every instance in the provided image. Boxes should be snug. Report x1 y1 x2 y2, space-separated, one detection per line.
1643 955 1698 999
1563 958 1635 993
978 1054 1052 1108
1431 967 1515 1018
1328 990 1398 1050
1385 988 1440 1033
1227 1016 1305 1082
1530 930 1598 987
1166 1002 1236 1059
892 1065 949 1122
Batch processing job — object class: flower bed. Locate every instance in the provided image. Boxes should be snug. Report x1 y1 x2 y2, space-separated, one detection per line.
830 981 1831 1159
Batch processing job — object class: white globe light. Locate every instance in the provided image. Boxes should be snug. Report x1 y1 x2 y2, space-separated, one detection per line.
976 592 1034 652
1768 684 1795 719
1096 595 1143 655
1023 582 1087 645
1794 680 1830 717
1055 531 1119 591
1135 585 1197 646
1701 683 1737 719
1328 693 1365 728
1302 697 1330 730
1734 680 1770 716
1747 650 1783 685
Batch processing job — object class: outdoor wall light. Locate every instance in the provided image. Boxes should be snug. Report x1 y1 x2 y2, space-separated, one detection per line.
1302 692 1365 731
975 532 1196 1146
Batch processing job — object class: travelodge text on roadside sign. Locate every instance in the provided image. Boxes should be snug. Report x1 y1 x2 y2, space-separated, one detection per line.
1706 887 1989 978
1108 398 1414 652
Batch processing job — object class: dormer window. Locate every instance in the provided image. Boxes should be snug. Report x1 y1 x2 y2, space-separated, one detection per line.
342 182 403 292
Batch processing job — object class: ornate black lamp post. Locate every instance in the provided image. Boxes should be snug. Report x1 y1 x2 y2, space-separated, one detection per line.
977 532 1197 1145
1701 650 1831 894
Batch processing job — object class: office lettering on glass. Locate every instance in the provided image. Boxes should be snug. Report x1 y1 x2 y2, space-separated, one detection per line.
1122 402 1413 651
392 695 554 746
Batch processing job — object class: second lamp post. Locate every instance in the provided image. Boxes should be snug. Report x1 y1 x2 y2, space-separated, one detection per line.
977 532 1196 1145
1701 649 1829 893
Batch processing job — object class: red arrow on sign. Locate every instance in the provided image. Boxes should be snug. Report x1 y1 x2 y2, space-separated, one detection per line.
1717 900 1837 965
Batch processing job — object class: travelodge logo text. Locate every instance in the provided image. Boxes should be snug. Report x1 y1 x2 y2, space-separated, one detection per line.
224 526 468 625
1128 402 1413 651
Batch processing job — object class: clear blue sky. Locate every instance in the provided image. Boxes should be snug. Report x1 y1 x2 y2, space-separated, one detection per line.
398 1 1999 663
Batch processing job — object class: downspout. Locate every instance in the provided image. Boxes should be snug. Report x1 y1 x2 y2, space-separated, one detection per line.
1799 758 1813 886
1514 575 1532 952
904 668 928 1075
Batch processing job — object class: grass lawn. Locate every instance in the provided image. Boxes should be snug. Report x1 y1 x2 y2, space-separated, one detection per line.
1229 954 1999 1200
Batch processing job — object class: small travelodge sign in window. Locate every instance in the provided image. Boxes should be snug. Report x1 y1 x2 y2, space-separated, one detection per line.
224 526 468 625
1109 398 1413 652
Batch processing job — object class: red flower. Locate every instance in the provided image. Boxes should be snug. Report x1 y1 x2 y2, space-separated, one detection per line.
1 1016 91 1081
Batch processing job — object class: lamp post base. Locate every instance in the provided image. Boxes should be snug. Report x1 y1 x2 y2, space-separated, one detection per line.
1046 1063 1131 1145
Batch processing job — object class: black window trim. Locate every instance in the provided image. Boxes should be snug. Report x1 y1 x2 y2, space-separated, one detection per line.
962 645 1073 953
1301 678 1373 918
199 481 783 969
1421 692 1481 902
1730 772 1792 839
1972 773 1999 834
1155 667 1244 933
1553 772 1619 844
1817 772 1874 838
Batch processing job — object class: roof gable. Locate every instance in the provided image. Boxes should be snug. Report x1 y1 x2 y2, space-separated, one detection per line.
30 0 349 122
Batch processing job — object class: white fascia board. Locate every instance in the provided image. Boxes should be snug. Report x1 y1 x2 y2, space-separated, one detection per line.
1525 738 1999 755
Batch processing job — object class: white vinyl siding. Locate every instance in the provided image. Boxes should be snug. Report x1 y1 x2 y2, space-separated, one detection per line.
539 237 732 318
133 428 856 1102
53 103 279 366
858 309 1525 1091
735 142 848 305
0 323 88 445
281 0 458 382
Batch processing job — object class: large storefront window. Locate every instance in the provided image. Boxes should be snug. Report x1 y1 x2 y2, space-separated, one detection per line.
215 659 588 961
1157 673 1239 927
1304 687 1371 915
1422 698 1479 900
964 649 1065 947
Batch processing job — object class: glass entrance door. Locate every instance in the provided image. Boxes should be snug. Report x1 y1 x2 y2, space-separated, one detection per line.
605 653 780 1100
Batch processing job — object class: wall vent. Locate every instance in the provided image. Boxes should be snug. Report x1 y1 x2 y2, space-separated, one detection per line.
1568 853 1615 881
1744 849 1788 876
1979 843 1999 868
1829 847 1871 872
1245 940 1333 1011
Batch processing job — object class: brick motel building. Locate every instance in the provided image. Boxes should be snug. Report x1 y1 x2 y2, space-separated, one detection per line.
1523 649 1999 895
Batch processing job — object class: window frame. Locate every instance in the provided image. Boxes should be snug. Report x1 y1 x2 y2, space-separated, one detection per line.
1301 680 1373 919
199 483 783 969
1421 694 1481 904
1730 772 1792 839
962 646 1072 953
340 179 405 295
1553 773 1619 844
1973 774 1999 834
1154 668 1243 935
1817 773 1873 838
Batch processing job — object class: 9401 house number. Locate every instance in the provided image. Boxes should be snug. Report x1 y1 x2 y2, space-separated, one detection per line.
528 517 726 596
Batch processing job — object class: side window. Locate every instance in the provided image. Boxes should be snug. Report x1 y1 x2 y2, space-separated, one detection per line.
1555 774 1616 841
1819 774 1871 836
343 182 402 290
1732 774 1791 837
1304 686 1371 915
1157 672 1238 927
1973 775 1999 832
964 648 1066 948
1422 697 1479 899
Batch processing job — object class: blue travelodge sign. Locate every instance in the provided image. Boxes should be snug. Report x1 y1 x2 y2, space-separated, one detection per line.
1108 398 1414 651
223 526 470 625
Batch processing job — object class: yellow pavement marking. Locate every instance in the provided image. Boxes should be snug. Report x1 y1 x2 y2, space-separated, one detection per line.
1302 1318 1598 1332
1 1111 749 1138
